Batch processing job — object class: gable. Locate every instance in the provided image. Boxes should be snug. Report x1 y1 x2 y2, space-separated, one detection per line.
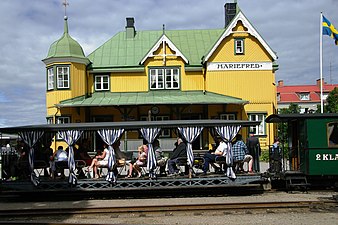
203 11 277 63
140 35 189 65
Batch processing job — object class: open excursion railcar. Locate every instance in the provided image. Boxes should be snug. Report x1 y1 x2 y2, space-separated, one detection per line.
0 119 267 196
265 113 338 190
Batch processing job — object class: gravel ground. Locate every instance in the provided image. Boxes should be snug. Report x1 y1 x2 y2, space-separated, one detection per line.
58 212 338 225
2 191 338 225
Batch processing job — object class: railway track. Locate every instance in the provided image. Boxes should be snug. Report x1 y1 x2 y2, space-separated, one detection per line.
0 198 337 225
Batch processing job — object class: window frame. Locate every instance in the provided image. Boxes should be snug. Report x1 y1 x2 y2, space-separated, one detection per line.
248 113 266 136
299 92 310 101
149 67 180 90
234 38 244 55
56 66 70 89
47 67 54 91
327 122 338 147
219 113 236 120
94 74 110 91
56 116 71 140
140 115 171 137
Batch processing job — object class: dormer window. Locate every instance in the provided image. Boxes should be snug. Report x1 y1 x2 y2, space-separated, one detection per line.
234 38 244 55
299 93 310 101
150 67 179 90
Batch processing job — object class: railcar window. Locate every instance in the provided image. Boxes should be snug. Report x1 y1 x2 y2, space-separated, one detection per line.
327 122 338 147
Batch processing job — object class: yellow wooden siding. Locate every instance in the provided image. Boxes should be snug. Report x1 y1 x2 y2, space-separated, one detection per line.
206 70 275 103
70 63 86 97
111 73 148 92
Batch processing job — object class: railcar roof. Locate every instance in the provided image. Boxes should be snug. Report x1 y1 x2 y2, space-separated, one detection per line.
0 120 260 133
265 113 338 123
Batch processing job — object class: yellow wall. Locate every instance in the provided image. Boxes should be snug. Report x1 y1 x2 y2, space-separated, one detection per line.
45 62 87 118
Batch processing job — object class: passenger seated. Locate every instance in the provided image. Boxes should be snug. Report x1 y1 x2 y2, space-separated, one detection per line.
202 136 228 175
232 134 253 173
112 140 126 176
153 139 167 175
167 138 187 176
125 145 147 178
88 144 110 179
50 146 68 178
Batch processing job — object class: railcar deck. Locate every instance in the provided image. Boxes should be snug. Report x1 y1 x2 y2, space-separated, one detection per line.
0 173 266 196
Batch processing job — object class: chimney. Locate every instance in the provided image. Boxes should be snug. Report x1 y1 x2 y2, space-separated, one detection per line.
126 17 136 39
316 78 324 88
224 1 237 27
278 80 284 87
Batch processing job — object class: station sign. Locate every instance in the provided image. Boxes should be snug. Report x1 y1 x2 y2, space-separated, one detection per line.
207 62 272 71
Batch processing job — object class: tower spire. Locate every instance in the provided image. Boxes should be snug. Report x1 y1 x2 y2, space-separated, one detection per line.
63 0 69 18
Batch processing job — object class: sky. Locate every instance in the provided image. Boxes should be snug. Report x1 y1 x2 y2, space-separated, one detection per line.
0 0 337 127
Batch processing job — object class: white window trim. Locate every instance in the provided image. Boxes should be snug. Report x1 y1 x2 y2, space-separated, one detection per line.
47 68 54 90
248 113 266 136
235 39 244 54
95 75 110 91
56 116 70 139
220 113 236 120
299 93 310 101
140 115 170 137
57 66 70 89
150 68 180 90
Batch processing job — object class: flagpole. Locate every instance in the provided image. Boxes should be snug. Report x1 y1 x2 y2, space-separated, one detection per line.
320 12 324 113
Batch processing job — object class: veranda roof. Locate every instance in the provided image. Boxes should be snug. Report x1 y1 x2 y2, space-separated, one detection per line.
0 119 260 133
56 91 248 108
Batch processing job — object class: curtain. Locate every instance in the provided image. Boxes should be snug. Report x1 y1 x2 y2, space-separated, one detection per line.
58 130 83 185
97 129 124 183
18 130 44 186
178 126 204 167
215 125 241 179
140 127 161 178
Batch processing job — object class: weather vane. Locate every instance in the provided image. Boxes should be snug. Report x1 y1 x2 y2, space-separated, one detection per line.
63 0 69 18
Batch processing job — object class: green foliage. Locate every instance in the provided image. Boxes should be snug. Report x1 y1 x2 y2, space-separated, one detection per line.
277 103 301 145
260 148 270 162
325 87 338 113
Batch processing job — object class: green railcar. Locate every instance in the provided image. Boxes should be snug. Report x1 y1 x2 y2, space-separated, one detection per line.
266 113 338 178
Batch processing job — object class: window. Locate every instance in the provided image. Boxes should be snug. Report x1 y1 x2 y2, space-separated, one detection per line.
322 93 329 101
248 114 266 135
277 93 281 101
299 93 310 101
150 68 179 90
95 75 109 91
47 68 54 90
57 66 70 89
220 113 236 120
140 115 170 137
235 39 244 55
327 122 338 147
46 117 53 124
56 116 70 139
155 116 170 137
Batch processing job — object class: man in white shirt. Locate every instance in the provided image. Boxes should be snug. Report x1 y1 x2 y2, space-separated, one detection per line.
202 137 228 174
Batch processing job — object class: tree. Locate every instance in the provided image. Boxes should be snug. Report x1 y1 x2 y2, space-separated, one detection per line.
325 87 338 113
277 103 300 149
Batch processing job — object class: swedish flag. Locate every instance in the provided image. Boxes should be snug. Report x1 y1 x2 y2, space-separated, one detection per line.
322 15 338 45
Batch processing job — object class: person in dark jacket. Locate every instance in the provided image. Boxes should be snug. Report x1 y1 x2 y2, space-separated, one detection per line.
246 132 261 172
167 138 187 176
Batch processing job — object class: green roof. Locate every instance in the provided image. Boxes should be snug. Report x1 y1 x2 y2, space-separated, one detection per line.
44 17 87 60
87 29 224 70
57 91 248 107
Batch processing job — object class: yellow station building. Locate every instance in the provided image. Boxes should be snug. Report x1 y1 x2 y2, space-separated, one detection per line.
42 2 278 151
